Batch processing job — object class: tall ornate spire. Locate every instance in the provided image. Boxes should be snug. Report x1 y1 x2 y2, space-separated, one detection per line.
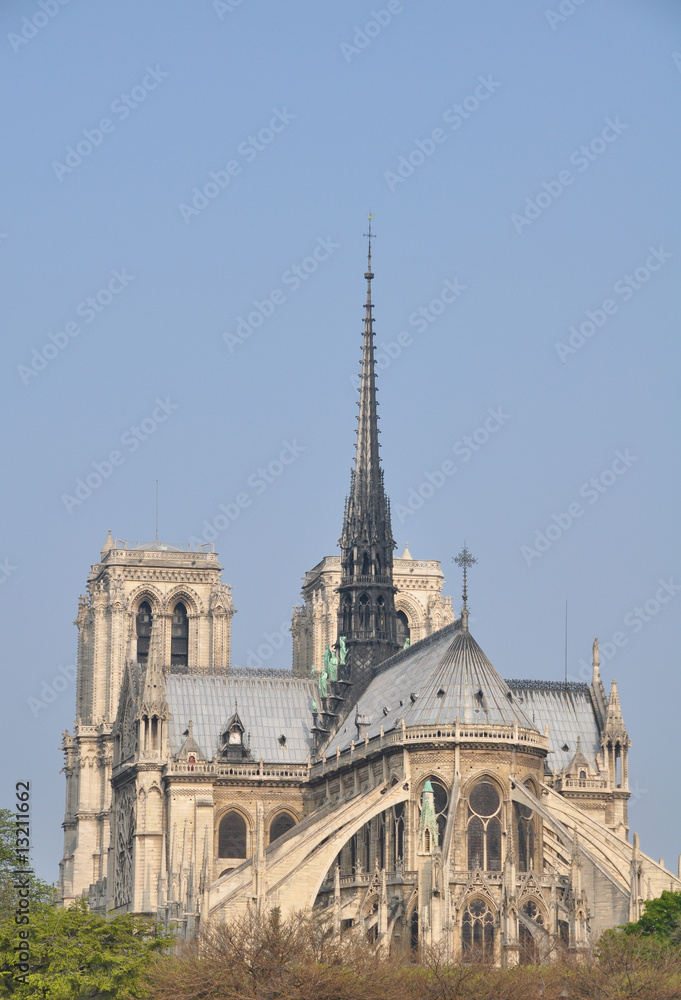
336 218 399 694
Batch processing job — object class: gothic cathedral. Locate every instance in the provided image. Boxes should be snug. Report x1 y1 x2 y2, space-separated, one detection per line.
59 235 679 963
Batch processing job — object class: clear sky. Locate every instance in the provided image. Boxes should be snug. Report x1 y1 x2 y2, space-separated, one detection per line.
1 0 680 883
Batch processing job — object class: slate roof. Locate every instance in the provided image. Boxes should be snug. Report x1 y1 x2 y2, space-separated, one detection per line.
326 621 537 755
165 672 316 762
505 680 602 773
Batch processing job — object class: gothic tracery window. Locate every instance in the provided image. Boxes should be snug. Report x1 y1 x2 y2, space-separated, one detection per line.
171 602 189 666
461 897 495 960
136 601 152 663
376 595 386 632
218 810 247 858
392 802 404 867
516 801 536 873
359 594 371 630
467 780 502 870
269 811 296 844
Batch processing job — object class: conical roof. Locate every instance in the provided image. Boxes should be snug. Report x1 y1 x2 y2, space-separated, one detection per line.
326 621 537 754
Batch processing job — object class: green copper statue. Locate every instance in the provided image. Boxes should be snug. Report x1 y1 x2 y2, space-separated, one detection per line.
319 668 328 699
310 663 316 677
339 635 348 665
311 698 318 714
328 649 338 682
403 637 410 649
323 645 332 671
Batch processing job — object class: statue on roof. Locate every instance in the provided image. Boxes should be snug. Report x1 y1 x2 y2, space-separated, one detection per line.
324 645 332 671
339 635 348 665
328 649 338 682
403 637 410 649
309 662 317 677
319 668 328 699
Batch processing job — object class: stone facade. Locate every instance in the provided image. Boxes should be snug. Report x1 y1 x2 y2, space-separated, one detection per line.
59 535 234 906
291 548 454 678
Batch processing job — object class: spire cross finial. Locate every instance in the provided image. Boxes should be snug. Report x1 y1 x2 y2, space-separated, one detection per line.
453 544 477 612
363 213 375 275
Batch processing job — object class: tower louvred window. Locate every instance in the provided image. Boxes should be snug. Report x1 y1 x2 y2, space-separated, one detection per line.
136 602 152 663
171 602 189 666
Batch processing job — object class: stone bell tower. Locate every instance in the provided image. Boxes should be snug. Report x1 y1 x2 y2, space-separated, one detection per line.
59 533 235 906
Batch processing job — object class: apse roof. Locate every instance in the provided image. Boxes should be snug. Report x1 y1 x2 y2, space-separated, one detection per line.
165 672 316 762
326 621 537 755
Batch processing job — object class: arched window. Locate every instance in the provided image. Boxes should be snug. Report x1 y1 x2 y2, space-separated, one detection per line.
342 598 351 633
419 777 449 844
362 552 371 576
269 812 295 844
359 594 371 630
377 812 386 868
136 601 152 663
461 898 495 960
376 596 386 632
467 780 502 870
579 769 587 787
519 900 544 964
171 602 189 667
396 611 410 646
516 802 535 873
392 802 404 867
218 811 247 858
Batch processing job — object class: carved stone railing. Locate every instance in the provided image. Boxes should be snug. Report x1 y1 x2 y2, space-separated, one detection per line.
311 721 548 778
166 760 309 780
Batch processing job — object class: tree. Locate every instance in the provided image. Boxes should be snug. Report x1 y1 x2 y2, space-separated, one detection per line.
0 899 172 999
0 808 55 922
624 890 681 940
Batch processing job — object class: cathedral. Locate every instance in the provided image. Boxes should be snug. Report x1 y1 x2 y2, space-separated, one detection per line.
58 232 680 964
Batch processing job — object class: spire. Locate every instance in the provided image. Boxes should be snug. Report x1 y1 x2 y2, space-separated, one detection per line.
335 217 399 695
453 544 477 632
342 215 391 550
605 678 626 734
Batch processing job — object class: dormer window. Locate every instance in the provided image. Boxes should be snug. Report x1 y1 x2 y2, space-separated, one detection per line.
228 728 242 745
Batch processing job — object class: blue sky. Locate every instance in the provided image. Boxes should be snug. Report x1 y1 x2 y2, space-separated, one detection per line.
1 0 680 881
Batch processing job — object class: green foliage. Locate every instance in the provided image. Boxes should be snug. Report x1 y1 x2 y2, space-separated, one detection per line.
0 899 173 999
623 890 681 940
0 808 55 921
